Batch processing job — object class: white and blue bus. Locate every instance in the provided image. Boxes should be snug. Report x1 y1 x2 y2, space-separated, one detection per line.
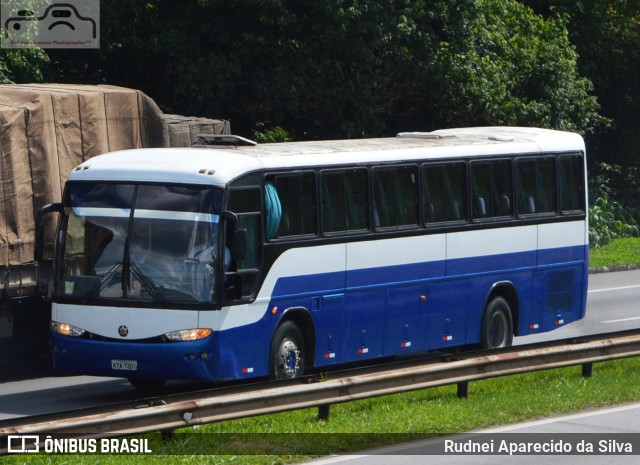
43 127 588 389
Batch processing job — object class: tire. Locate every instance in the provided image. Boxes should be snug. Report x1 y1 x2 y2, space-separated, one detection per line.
128 377 167 392
481 296 514 349
270 321 305 380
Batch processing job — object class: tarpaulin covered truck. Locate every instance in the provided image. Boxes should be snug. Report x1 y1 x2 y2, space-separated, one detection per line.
0 84 229 373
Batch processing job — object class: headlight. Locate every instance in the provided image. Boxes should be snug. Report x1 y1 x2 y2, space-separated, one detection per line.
164 328 212 342
51 321 86 337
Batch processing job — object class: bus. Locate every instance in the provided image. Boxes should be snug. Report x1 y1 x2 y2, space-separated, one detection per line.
42 127 588 389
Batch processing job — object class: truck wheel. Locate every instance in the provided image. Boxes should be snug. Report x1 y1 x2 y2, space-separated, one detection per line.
270 321 305 379
481 296 514 349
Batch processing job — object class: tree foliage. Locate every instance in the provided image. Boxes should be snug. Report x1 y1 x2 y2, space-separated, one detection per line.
0 49 48 84
426 0 604 133
41 0 603 139
522 0 640 165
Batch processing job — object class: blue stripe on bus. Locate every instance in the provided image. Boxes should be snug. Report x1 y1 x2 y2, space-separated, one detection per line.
271 245 587 298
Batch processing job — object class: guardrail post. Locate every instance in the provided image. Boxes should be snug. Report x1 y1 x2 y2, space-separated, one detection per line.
581 362 593 378
160 429 175 440
318 404 331 421
457 381 469 399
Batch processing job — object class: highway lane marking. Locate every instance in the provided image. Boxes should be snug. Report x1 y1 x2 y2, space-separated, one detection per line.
305 403 640 463
483 402 640 433
601 316 640 324
588 284 640 294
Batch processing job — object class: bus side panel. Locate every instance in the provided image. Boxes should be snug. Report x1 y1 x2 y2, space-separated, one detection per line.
342 289 386 361
446 227 537 276
345 235 446 359
383 283 429 355
535 221 589 331
259 244 347 370
312 293 345 366
425 279 469 349
447 226 537 344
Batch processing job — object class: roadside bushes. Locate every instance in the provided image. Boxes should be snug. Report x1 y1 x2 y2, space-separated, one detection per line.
589 195 639 248
588 162 640 248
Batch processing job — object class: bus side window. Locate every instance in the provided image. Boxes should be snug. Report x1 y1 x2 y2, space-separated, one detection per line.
321 172 346 232
423 162 467 224
470 160 513 220
516 157 557 216
559 155 585 213
320 169 368 234
423 165 446 223
446 162 467 221
373 166 418 229
536 157 557 213
268 173 316 238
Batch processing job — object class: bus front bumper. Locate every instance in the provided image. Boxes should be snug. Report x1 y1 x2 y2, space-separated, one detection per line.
50 332 221 381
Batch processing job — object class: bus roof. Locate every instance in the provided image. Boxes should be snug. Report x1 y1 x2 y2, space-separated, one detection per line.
68 127 585 186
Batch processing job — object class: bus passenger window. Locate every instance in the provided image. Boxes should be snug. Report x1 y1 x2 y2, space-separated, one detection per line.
268 174 316 238
423 162 467 224
345 170 368 230
423 166 446 223
516 157 557 216
446 163 467 221
321 169 367 234
373 166 418 229
559 155 585 213
321 173 346 232
470 160 513 220
536 157 557 213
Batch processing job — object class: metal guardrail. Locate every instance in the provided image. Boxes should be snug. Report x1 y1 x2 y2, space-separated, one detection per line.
2 330 640 442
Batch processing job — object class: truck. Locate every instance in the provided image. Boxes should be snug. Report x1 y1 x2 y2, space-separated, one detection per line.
0 84 229 376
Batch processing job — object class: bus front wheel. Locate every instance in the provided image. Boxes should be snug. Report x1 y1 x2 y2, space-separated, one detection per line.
481 296 514 349
270 321 305 380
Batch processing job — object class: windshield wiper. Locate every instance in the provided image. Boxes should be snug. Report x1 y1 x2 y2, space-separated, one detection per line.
129 263 168 307
81 262 123 303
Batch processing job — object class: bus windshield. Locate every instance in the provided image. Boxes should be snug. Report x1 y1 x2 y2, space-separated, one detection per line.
58 183 224 305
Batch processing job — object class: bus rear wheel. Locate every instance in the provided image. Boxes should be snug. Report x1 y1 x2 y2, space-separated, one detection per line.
481 296 514 349
270 321 305 380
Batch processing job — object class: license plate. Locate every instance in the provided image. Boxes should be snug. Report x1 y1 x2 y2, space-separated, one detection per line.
111 359 138 371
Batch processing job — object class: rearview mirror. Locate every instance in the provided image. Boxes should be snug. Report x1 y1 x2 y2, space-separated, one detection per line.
35 202 64 262
222 211 247 261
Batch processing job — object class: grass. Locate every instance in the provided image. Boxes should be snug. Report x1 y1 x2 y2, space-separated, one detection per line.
590 237 640 269
6 238 640 464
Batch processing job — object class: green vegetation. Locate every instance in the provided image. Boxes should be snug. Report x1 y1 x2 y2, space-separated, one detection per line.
589 196 639 249
6 357 640 464
590 237 640 269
